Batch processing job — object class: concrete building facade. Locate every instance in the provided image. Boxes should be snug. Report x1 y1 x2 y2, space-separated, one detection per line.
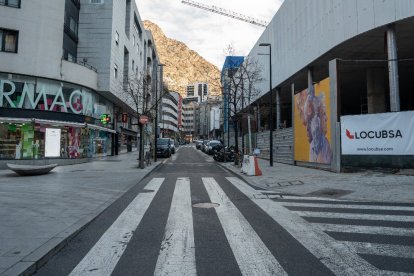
0 0 160 167
230 0 414 171
186 82 208 103
160 91 180 137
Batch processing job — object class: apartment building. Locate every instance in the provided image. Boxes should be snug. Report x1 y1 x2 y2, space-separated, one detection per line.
0 0 160 167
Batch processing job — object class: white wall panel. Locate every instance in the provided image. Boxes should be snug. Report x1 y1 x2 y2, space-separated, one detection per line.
356 0 375 34
249 0 414 101
374 0 396 26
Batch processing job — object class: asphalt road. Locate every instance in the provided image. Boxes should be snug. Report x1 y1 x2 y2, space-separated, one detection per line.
35 146 414 275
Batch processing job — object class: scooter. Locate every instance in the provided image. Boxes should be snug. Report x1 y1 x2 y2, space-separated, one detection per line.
213 146 235 162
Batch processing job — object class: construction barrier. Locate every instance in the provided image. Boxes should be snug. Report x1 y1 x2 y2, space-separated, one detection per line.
241 155 250 174
242 155 262 176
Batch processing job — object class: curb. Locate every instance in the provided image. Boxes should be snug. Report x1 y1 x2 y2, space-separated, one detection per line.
215 162 267 191
5 161 164 276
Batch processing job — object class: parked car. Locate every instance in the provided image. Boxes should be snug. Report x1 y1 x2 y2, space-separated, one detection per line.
156 138 171 157
206 140 222 155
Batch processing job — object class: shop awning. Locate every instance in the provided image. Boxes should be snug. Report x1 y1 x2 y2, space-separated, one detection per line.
0 117 33 124
87 124 117 134
120 126 138 136
34 119 86 128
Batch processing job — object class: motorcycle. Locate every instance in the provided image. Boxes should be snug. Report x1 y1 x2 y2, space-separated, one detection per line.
213 146 235 162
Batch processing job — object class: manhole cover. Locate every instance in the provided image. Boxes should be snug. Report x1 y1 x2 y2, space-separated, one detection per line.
306 188 353 198
193 202 220 208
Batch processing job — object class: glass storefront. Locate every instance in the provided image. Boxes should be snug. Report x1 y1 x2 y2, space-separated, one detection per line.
0 122 113 160
0 72 116 160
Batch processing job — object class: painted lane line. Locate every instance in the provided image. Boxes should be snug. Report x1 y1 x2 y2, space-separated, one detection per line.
154 177 196 276
313 223 414 237
69 178 165 276
202 177 287 276
280 202 414 211
226 177 380 276
343 241 414 259
294 211 414 222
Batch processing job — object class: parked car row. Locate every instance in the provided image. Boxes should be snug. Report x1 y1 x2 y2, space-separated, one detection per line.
195 139 235 162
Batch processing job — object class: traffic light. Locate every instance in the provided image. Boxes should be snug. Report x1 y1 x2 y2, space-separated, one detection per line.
100 114 111 125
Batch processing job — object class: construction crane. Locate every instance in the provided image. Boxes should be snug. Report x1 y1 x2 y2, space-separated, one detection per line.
181 0 268 28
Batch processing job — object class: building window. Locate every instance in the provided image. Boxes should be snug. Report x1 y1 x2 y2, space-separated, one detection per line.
115 31 119 46
0 29 18 53
114 64 118 78
132 60 135 71
0 0 21 8
69 17 78 36
90 0 103 3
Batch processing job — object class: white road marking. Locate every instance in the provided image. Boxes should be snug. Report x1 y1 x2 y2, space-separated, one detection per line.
313 223 414 237
280 202 414 211
226 177 379 276
69 178 165 276
154 177 196 276
202 177 288 276
294 211 414 222
343 242 414 259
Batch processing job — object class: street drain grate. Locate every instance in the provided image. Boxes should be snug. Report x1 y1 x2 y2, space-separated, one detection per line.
193 202 220 208
266 180 304 188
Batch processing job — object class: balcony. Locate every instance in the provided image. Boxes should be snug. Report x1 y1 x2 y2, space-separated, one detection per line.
61 59 98 91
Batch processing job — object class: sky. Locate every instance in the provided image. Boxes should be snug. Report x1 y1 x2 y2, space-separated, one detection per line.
135 0 284 69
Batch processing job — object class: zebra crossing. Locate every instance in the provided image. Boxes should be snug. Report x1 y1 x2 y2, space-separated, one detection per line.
270 193 414 275
66 176 414 276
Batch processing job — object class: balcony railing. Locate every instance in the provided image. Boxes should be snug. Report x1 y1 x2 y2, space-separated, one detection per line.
63 58 98 73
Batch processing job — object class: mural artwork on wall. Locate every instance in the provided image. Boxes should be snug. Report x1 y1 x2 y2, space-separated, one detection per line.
294 78 332 164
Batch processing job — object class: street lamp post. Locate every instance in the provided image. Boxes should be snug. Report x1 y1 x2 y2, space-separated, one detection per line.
154 63 165 162
259 43 273 167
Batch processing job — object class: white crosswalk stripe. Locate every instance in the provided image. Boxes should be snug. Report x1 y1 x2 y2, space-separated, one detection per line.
226 177 379 275
294 211 414 222
312 223 414 237
269 189 414 275
69 178 165 276
154 177 196 276
343 242 414 259
68 175 413 276
202 177 288 276
280 202 414 211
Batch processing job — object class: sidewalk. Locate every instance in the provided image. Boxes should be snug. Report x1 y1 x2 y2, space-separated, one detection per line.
219 158 414 203
0 153 162 276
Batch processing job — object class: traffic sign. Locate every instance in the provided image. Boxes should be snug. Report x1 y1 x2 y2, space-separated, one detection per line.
139 115 149 124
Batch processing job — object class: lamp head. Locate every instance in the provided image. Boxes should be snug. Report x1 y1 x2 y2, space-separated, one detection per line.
259 43 270 46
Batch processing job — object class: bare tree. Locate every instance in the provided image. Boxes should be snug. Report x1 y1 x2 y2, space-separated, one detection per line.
225 54 263 162
119 71 167 169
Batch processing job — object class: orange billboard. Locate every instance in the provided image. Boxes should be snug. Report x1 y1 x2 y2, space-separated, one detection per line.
294 78 332 164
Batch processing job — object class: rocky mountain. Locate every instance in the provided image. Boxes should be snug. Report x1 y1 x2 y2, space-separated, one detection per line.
143 20 221 98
